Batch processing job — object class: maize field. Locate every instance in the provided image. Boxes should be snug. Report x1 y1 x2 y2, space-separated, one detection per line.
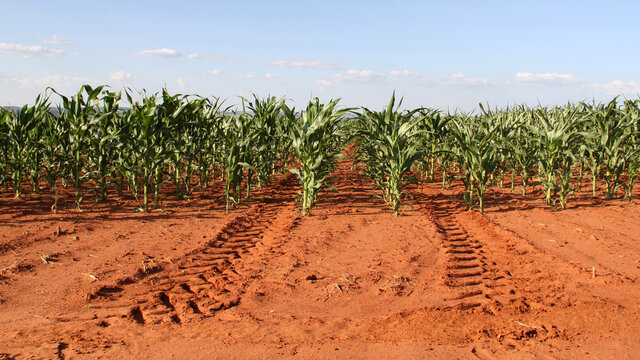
1 86 639 214
2 86 640 358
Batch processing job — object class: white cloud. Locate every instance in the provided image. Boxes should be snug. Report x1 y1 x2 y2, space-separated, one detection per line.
313 79 333 87
446 73 489 86
5 75 93 90
333 69 384 82
389 70 417 77
238 73 277 81
390 70 488 86
588 80 640 96
131 48 181 58
261 59 339 69
177 78 187 88
188 53 236 62
0 43 64 58
313 70 384 87
201 69 221 76
515 72 580 85
43 35 72 45
109 71 134 81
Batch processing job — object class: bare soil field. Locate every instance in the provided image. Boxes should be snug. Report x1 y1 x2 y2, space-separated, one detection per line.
1 160 639 359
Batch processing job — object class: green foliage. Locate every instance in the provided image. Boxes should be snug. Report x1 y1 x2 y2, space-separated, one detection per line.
355 94 425 215
2 84 640 215
447 106 501 213
284 98 349 216
581 98 636 199
2 94 51 198
529 105 585 209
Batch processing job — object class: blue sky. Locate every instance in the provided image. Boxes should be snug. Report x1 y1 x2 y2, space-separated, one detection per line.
1 0 638 110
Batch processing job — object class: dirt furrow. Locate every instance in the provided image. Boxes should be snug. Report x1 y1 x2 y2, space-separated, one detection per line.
424 197 515 310
87 175 299 326
2 160 640 358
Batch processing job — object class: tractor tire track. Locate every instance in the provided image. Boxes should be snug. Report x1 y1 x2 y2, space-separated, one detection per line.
88 174 299 325
416 190 518 311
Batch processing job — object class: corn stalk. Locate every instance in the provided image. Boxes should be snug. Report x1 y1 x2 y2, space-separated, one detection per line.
284 98 349 216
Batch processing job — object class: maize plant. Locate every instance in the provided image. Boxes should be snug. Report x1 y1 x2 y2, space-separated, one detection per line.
110 102 131 197
582 98 635 199
418 109 449 183
284 98 349 216
530 105 586 209
52 85 105 209
275 106 296 175
24 104 47 194
189 97 228 190
3 94 50 198
220 111 252 211
355 94 425 215
505 110 538 196
623 99 640 202
492 107 535 195
160 90 196 201
86 89 122 201
0 108 9 189
38 105 67 212
447 108 500 213
241 94 286 193
119 90 178 212
218 96 288 211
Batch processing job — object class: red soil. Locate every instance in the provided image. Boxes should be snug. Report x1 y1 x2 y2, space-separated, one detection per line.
1 161 639 359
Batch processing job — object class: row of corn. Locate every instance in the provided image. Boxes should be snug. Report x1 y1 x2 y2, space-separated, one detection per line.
1 86 639 215
353 94 640 214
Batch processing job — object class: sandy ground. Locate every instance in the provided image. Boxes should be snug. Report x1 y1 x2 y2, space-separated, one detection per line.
1 160 639 359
